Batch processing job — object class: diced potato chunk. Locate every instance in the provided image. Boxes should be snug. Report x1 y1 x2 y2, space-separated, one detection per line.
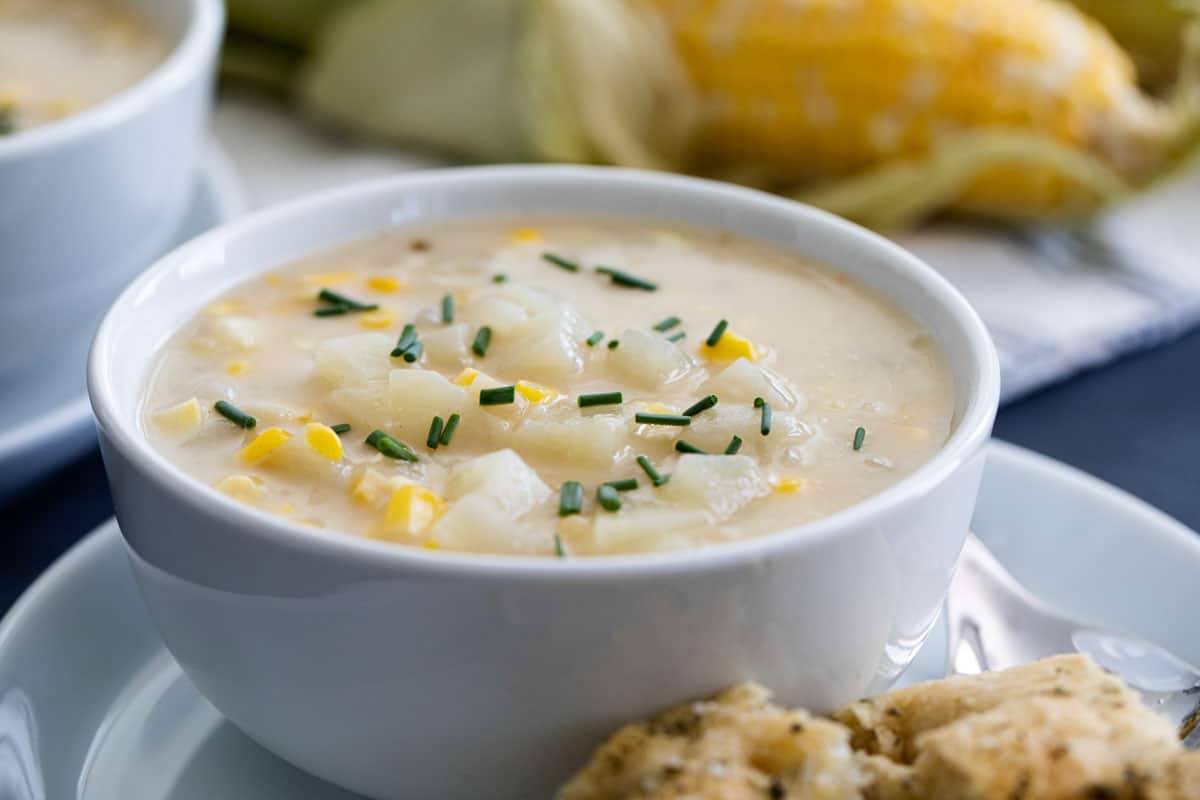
151 397 205 437
593 509 713 552
422 323 471 366
351 467 402 506
662 455 770 519
513 413 630 468
313 333 393 386
684 405 814 460
428 495 540 553
609 329 691 388
327 384 388 430
200 317 258 352
388 369 469 433
444 449 551 517
703 358 800 409
471 284 557 336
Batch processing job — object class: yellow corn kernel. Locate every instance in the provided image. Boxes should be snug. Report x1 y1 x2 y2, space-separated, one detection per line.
226 360 250 377
701 330 758 362
773 477 806 495
205 300 246 317
301 271 357 286
515 380 559 403
358 308 395 330
305 423 344 461
152 397 205 436
366 276 404 293
510 227 542 243
273 503 297 516
47 96 81 119
263 273 286 286
295 410 314 423
238 427 292 464
640 401 677 415
383 485 446 538
215 474 263 504
453 367 481 387
422 539 440 550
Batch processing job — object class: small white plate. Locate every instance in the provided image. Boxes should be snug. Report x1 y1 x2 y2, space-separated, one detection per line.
0 144 245 501
1 441 1197 799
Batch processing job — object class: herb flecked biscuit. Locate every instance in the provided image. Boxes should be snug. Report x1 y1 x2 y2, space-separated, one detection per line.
557 683 865 800
834 654 1154 762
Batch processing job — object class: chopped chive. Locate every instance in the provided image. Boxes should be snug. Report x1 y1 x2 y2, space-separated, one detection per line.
653 316 681 332
480 385 516 405
755 397 772 436
330 423 352 435
666 331 686 343
440 413 461 445
214 400 256 429
853 426 866 451
704 319 729 347
542 252 580 272
441 294 454 323
314 306 350 317
426 416 444 449
402 341 424 363
595 266 657 291
559 481 583 517
604 477 639 492
675 440 708 455
492 273 508 283
318 288 377 312
683 394 718 417
634 412 691 427
390 324 418 357
725 435 743 455
554 534 566 558
365 429 418 462
472 326 492 357
597 484 621 511
636 455 669 487
578 391 623 408
0 106 14 136
606 339 620 350
585 330 605 347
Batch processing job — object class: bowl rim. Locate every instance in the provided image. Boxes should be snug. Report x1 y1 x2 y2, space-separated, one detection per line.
0 0 223 159
90 165 1000 580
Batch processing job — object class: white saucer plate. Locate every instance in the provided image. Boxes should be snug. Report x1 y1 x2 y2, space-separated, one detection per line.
1 441 1197 799
0 144 245 502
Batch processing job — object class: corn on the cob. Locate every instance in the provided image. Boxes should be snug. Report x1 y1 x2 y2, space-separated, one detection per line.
238 0 1198 226
639 0 1188 225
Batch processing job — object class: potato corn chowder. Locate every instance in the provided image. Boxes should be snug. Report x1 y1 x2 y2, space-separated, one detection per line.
0 0 167 135
142 219 955 557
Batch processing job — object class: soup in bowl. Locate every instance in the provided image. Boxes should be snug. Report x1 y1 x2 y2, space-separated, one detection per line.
90 167 999 799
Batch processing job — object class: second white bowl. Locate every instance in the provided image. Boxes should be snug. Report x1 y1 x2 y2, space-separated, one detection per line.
0 0 223 378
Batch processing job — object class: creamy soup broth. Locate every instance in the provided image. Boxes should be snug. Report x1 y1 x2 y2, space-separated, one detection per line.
142 218 956 556
0 0 167 134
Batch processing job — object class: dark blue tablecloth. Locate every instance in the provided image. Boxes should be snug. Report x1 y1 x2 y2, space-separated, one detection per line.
4 326 1198 615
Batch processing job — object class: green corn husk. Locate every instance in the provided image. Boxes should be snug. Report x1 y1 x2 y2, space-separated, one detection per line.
224 0 1200 229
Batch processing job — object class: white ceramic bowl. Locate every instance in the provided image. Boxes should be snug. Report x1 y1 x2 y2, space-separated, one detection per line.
0 0 223 378
90 167 1000 799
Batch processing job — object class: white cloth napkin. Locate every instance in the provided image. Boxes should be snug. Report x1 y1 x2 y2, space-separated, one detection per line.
214 92 1200 404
